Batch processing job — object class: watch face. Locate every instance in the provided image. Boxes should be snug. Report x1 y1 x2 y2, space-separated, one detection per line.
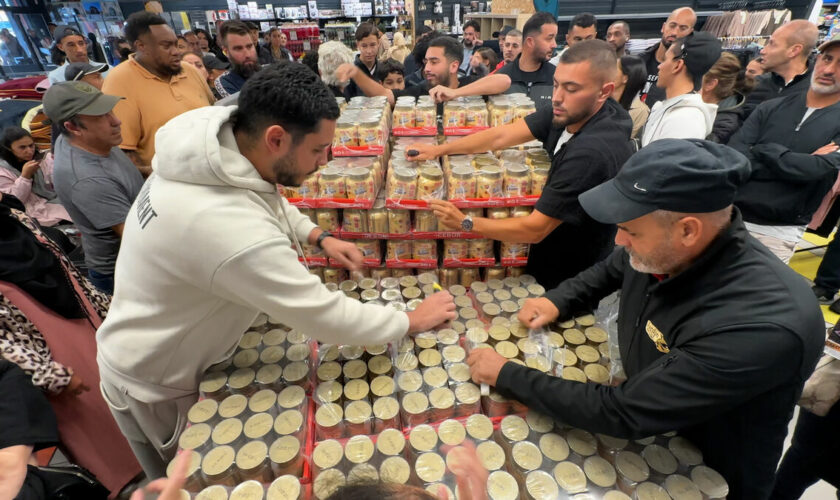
461 217 473 231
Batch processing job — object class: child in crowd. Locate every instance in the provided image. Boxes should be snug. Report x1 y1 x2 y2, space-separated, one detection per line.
469 47 498 77
377 58 405 90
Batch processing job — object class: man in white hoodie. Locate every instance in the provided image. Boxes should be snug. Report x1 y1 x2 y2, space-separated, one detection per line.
96 63 456 478
640 31 721 147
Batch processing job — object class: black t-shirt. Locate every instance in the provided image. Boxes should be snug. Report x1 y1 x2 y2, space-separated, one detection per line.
393 74 479 99
522 99 634 290
496 56 556 111
0 360 59 451
640 43 667 109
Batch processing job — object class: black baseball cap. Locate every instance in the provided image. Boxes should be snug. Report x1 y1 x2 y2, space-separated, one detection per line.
203 53 229 71
672 31 721 89
65 61 108 82
53 25 84 43
579 139 751 224
492 25 515 38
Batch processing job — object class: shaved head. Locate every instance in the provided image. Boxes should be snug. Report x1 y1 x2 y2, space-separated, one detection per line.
669 7 697 27
660 7 696 48
781 20 819 58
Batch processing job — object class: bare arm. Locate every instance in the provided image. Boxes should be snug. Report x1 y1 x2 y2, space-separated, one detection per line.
408 119 536 160
429 74 512 102
0 445 32 500
335 63 394 105
430 201 561 243
122 149 153 178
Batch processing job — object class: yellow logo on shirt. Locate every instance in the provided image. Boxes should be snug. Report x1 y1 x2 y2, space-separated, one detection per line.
646 321 670 353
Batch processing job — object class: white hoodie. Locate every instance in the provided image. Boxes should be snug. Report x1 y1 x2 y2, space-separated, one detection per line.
640 93 718 147
96 105 409 403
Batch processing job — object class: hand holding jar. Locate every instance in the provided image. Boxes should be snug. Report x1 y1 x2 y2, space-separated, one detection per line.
428 200 467 231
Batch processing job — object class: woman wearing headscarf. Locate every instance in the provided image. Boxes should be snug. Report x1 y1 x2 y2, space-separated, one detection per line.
383 32 410 63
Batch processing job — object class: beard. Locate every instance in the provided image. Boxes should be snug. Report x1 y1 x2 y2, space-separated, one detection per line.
464 39 474 48
551 106 591 128
234 60 261 79
426 71 450 87
811 71 840 94
161 62 184 77
625 245 681 275
273 154 301 187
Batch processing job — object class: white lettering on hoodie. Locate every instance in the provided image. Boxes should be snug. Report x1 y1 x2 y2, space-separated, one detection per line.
96 105 410 403
640 93 718 148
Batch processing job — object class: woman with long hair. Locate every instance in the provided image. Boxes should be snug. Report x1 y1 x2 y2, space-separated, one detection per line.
611 55 649 139
0 126 70 226
194 27 227 63
268 27 294 62
702 51 756 144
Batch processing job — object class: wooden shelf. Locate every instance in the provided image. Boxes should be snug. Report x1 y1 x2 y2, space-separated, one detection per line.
463 12 533 34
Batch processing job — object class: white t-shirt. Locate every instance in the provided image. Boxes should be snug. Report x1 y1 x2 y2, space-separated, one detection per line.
554 129 574 154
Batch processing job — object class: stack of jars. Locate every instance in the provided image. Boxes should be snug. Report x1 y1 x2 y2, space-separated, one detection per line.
332 96 390 149
386 160 445 201
443 97 489 128
392 96 437 129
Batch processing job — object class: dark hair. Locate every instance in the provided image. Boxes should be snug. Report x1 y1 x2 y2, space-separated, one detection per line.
523 11 557 40
560 39 617 84
570 12 597 30
609 21 630 34
124 11 167 44
355 22 379 42
246 22 259 32
476 46 498 69
704 51 755 101
301 49 319 75
50 44 65 65
55 116 85 137
233 63 340 143
617 55 646 110
177 35 186 43
428 36 463 64
412 30 442 68
0 126 36 168
220 20 250 47
463 20 481 33
325 483 437 500
377 58 405 80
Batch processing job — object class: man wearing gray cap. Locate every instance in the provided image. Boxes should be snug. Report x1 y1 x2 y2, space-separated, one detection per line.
47 25 109 84
64 61 108 89
44 82 145 294
467 139 824 499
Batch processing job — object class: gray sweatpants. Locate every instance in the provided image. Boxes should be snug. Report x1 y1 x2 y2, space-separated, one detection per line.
99 379 198 479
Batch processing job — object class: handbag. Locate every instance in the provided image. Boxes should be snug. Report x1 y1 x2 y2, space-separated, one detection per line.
20 464 110 500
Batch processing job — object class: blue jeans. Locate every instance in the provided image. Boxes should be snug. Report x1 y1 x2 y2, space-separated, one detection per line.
87 269 114 295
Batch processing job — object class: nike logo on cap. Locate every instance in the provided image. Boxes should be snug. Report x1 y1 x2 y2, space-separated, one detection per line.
633 182 648 192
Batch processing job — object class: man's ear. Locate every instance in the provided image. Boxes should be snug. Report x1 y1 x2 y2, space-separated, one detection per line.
264 124 291 156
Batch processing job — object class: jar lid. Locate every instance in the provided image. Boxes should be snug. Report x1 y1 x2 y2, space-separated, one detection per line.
212 418 243 446
376 428 406 456
575 345 600 364
233 349 259 368
218 394 248 419
259 346 286 366
409 424 438 452
343 359 367 379
415 452 446 483
488 325 510 341
517 338 540 356
566 428 597 457
466 414 494 441
179 423 211 450
501 415 529 442
247 389 276 414
527 283 546 296
199 371 227 394
373 395 400 420
319 344 340 362
286 344 310 363
449 284 467 295
228 368 255 390
313 469 345 500
483 303 502 317
466 327 489 344
273 409 303 436
418 348 442 368
167 449 201 478
642 444 679 475
664 474 703 500
277 385 306 409
487 470 518 500
526 470 559 500
348 167 370 180
668 436 703 467
367 356 391 376
345 400 372 424
202 445 235 476
435 419 465 446
557 350 579 368
429 387 455 409
436 329 459 345
476 440 505 471
344 379 370 401
236 440 268 471
584 326 608 343
575 314 596 327
315 403 343 427
380 456 410 484
584 455 617 488
420 167 443 180
553 461 587 494
268 435 300 466
442 345 466 363
615 450 650 483
370 375 395 397
319 166 342 180
493 288 512 301
423 366 448 388
526 410 554 433
459 307 478 319
636 482 672 500
348 463 379 483
513 441 542 471
563 329 586 345
495 340 519 359
187 399 218 424
244 412 274 439
238 331 262 350
196 485 228 500
539 432 570 462
312 439 343 470
526 355 551 372
397 370 423 392
402 391 429 414
414 332 437 349
340 345 365 360
267 475 301 500
597 433 628 451
500 300 519 313
690 466 729 498
345 435 375 464
283 362 308 383
394 352 419 372
317 361 342 382
455 382 480 404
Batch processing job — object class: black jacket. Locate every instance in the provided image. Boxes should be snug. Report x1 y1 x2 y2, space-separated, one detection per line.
742 59 813 120
708 92 746 144
639 42 667 109
344 55 377 99
496 210 824 499
730 92 840 226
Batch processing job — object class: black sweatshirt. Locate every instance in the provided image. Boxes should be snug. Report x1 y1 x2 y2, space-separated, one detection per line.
495 210 824 499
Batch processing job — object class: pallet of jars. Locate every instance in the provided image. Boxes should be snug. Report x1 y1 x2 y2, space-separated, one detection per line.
283 156 386 209
332 96 392 157
442 94 537 136
336 199 481 240
391 96 439 136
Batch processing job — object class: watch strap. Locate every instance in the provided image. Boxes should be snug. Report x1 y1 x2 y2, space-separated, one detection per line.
316 231 334 249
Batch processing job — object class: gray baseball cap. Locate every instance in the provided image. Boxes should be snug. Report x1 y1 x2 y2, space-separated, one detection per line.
65 61 108 82
43 81 122 125
53 25 84 43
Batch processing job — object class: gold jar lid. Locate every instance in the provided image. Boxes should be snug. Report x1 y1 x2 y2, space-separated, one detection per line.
403 391 429 415
488 325 511 342
277 385 306 409
415 452 446 483
315 402 343 427
547 331 565 349
510 286 529 299
320 345 340 362
228 368 256 391
454 295 474 308
409 424 438 452
469 280 488 293
196 485 228 500
233 349 259 369
269 435 300 466
561 366 586 383
437 419 466 446
340 345 365 360
394 352 419 372
566 429 597 457
179 423 211 450
317 362 342 382
399 275 418 288
249 389 277 414
345 400 372 424
448 284 467 296
344 379 370 401
455 382 480 405
348 463 379 483
366 342 388 356
313 469 345 500
423 366 448 388
286 330 308 344
584 363 610 384
429 387 455 410
358 277 378 290
312 439 343 470
668 436 703 467
362 290 381 303
442 346 466 364
380 456 410 484
495 341 519 359
273 409 303 436
555 349 578 367
526 283 545 296
642 444 678 475
397 370 423 392
397 337 415 353
597 434 628 451
370 375 395 397
636 482 672 500
465 320 485 332
263 328 287 346
466 414 493 441
436 329 459 346
553 461 587 494
575 345 600 364
377 428 406 456
202 445 235 477
448 363 471 383
218 394 248 419
563 329 586 345
517 338 539 356
487 470 518 500
403 286 422 300
493 289 512 301
604 491 632 500
466 327 489 344
373 396 400 420
345 435 375 464
381 289 403 303
476 440 505 471
584 326 608 343
584 455 617 488
212 418 243 446
267 475 301 500
414 332 438 349
418 348 442 368
199 372 228 394
256 364 283 386
558 319 575 329
488 390 509 403
575 314 596 327
236 440 269 471
501 415 529 442
526 411 554 433
459 307 478 320
343 359 367 380
509 321 528 339
167 450 201 478
615 450 649 483
283 362 308 384
599 341 610 358
492 317 512 327
526 355 551 372
526 470 560 500
368 355 393 375
501 276 519 288
188 399 218 424
690 466 729 498
500 300 519 313
474 291 494 304
417 272 437 286
665 474 703 500
635 436 657 446
238 331 262 350
539 433 570 462
483 303 502 317
244 412 274 439
286 344 310 363
513 441 542 471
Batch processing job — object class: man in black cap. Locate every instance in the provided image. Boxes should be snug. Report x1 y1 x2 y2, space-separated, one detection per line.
467 139 824 500
203 53 229 100
64 61 108 89
639 31 720 147
48 25 109 84
482 24 512 59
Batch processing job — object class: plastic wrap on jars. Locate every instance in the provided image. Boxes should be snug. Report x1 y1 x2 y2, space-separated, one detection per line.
387 167 418 200
387 209 411 234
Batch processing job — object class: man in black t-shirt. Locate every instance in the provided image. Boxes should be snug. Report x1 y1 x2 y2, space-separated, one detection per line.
639 7 695 109
335 35 511 106
412 40 634 289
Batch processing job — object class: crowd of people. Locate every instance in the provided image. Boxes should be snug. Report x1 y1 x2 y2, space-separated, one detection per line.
1 5 840 500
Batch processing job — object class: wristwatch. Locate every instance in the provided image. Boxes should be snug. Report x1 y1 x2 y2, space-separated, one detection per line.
316 231 335 249
461 215 474 231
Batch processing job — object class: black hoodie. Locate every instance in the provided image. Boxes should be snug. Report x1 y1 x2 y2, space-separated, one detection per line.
708 92 747 144
343 54 378 100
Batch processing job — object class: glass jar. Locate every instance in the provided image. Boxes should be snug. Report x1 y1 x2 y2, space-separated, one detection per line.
316 209 339 232
333 118 357 148
368 204 389 233
448 165 477 199
477 166 504 199
269 435 303 477
443 240 469 259
415 102 436 128
387 209 411 234
297 173 319 199
492 103 514 127
358 117 383 147
531 167 549 197
412 239 437 260
418 167 444 200
444 102 466 127
504 165 531 197
236 440 273 482
465 102 488 127
414 210 438 232
387 167 418 200
393 102 415 128
469 239 494 259
515 102 536 120
317 167 346 199
201 445 239 487
345 167 375 200
342 209 367 233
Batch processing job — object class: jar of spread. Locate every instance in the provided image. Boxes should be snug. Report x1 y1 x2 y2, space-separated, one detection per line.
388 167 418 200
387 209 411 234
418 167 444 200
236 440 272 482
358 117 383 147
412 239 437 260
345 167 375 200
414 209 438 232
202 445 239 487
444 102 466 127
476 166 504 199
504 164 531 197
415 102 436 128
443 239 469 260
468 238 494 259
333 117 357 148
393 102 415 128
372 395 400 432
466 101 489 127
318 167 346 199
269 435 303 477
267 475 302 500
316 209 339 232
531 167 549 196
